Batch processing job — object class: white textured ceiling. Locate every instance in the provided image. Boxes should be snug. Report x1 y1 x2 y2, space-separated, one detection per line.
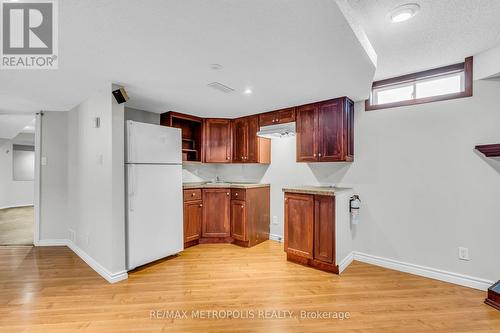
0 0 375 117
348 0 500 80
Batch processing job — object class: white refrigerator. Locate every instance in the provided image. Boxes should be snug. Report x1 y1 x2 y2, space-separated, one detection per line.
125 120 183 270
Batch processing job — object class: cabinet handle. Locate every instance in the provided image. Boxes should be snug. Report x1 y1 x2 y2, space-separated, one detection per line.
313 153 317 157
191 193 196 197
276 119 280 123
235 193 238 196
272 119 275 123
318 153 322 157
241 205 244 208
226 192 230 196
199 204 203 207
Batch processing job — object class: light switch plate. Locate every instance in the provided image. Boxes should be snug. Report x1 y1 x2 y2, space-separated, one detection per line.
41 156 47 165
459 247 470 261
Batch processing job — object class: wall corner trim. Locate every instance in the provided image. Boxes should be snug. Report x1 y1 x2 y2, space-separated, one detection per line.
66 240 128 284
338 252 354 274
353 252 494 291
36 239 128 283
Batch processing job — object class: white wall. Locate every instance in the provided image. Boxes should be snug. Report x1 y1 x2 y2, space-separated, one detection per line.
343 79 500 283
195 79 500 283
66 84 126 276
40 112 68 241
0 140 34 209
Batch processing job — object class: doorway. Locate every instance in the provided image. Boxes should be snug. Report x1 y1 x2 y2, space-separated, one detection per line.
0 114 38 246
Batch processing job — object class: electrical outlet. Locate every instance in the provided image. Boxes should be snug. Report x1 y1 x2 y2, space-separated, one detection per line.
458 247 470 261
272 216 279 225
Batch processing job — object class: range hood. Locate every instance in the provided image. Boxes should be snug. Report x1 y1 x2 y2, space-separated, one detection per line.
256 122 296 139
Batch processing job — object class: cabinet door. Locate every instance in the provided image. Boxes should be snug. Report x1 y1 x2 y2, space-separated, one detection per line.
318 99 343 161
313 195 335 263
258 111 279 127
232 117 247 163
296 104 318 162
246 115 259 163
284 193 314 259
202 189 231 237
204 119 232 163
277 107 296 124
184 200 202 243
231 200 246 241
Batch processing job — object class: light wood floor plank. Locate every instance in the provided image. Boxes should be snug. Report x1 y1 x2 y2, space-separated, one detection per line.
0 241 498 332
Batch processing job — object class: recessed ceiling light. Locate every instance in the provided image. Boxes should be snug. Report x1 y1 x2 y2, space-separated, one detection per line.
244 88 253 95
210 64 222 70
389 3 420 23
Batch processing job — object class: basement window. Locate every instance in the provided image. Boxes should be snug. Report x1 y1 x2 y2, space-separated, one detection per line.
366 57 473 111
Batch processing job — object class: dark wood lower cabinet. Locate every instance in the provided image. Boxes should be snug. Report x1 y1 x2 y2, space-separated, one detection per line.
202 189 231 238
183 200 202 248
284 192 338 273
183 186 270 248
284 193 314 259
231 200 246 241
231 187 270 247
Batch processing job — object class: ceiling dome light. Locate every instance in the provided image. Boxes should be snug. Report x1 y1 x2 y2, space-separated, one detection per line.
243 88 253 95
389 3 420 23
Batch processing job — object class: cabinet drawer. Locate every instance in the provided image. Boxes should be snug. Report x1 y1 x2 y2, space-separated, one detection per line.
231 189 246 201
183 189 202 202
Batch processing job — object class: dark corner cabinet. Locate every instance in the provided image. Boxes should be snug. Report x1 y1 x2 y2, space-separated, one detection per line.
230 187 270 247
233 115 270 164
183 186 270 248
284 192 337 273
296 97 354 162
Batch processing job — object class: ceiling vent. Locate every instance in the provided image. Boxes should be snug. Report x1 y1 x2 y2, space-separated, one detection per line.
207 82 235 93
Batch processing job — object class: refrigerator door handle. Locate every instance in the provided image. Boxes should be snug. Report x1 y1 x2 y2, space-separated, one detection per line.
128 165 136 212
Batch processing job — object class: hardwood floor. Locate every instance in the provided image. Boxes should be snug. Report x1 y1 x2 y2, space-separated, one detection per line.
0 241 499 332
0 206 33 246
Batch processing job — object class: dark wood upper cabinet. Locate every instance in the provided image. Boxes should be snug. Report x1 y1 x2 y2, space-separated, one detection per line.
204 119 232 163
232 115 270 164
232 117 248 163
259 107 296 127
296 97 354 162
284 193 314 259
296 103 318 162
202 189 230 237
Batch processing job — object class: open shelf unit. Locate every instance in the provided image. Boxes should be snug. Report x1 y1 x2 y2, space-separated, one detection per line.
160 112 203 162
475 144 500 158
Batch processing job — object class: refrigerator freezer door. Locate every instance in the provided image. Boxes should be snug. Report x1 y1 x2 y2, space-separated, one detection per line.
126 120 182 164
126 164 183 270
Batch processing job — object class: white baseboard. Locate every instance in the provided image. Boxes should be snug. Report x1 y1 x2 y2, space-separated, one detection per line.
66 240 128 284
338 252 354 274
36 239 67 246
0 204 34 210
269 234 283 242
354 252 494 291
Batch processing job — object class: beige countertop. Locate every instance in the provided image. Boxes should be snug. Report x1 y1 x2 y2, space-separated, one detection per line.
183 182 270 189
282 186 351 196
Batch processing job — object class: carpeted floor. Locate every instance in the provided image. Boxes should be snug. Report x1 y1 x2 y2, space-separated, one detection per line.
0 206 33 246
